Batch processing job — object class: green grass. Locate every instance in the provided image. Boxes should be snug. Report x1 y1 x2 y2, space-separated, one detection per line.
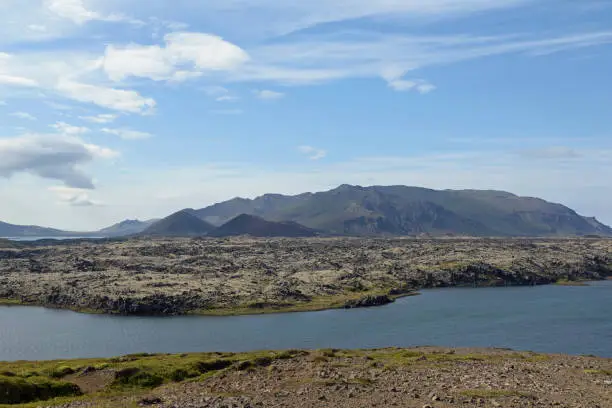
556 279 589 286
194 289 418 316
0 376 81 404
0 350 307 407
0 299 25 306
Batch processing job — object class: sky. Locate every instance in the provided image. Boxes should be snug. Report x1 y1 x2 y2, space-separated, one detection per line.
0 0 611 231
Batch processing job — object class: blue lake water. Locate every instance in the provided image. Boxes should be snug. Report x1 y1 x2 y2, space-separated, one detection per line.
1 281 611 361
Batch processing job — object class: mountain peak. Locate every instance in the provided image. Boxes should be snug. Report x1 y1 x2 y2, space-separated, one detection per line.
142 210 215 237
210 214 316 237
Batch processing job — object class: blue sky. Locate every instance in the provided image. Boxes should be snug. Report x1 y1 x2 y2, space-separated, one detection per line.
0 0 611 230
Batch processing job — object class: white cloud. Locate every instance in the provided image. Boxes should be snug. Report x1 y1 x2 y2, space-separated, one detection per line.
48 186 100 207
101 127 152 140
56 80 156 114
79 113 119 123
0 50 157 114
216 95 240 102
254 89 285 100
102 32 249 82
0 133 117 188
0 74 38 87
298 145 327 160
10 112 37 121
45 0 143 26
50 121 90 135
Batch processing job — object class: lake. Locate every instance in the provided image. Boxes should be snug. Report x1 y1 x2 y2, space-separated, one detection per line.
1 281 611 361
1 237 102 242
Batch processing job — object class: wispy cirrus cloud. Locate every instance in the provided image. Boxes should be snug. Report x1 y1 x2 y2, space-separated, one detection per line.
45 0 143 26
10 111 37 120
231 30 612 88
79 113 118 124
195 0 533 40
50 121 90 135
102 127 152 140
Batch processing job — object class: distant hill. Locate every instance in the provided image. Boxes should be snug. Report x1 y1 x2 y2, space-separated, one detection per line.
0 221 70 238
142 210 215 236
192 185 612 237
98 219 158 237
210 214 317 237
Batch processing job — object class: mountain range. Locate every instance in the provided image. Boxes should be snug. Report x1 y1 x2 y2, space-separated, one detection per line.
1 185 611 238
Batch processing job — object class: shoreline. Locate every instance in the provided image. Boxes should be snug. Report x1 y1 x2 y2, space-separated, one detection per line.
1 347 610 407
0 279 607 317
0 290 421 317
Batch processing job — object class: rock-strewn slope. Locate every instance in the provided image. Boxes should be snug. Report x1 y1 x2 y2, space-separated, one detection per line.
0 238 610 315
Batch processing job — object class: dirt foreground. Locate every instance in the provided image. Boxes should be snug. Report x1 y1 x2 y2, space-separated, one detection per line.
2 347 609 408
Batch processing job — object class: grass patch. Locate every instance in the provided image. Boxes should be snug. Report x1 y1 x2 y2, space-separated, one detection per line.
460 389 531 399
556 279 589 286
0 299 24 306
194 289 418 316
0 375 81 404
584 369 612 375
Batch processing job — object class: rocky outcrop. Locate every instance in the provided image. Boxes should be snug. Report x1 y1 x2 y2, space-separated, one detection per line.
0 237 610 316
344 295 393 309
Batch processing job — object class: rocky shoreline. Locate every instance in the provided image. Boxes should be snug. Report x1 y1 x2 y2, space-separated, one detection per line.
0 347 610 407
0 237 610 316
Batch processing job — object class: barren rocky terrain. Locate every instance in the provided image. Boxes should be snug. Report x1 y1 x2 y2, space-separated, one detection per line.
1 348 610 407
0 237 610 315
